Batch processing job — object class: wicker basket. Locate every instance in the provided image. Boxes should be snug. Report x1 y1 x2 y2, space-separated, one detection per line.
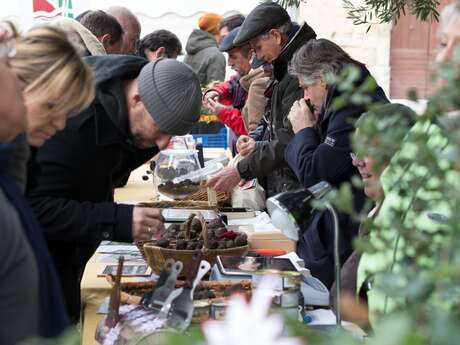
184 188 230 204
140 212 248 275
135 239 154 259
143 243 249 275
138 201 217 210
139 184 230 209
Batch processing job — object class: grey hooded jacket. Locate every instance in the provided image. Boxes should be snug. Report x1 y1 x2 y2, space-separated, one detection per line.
184 29 226 85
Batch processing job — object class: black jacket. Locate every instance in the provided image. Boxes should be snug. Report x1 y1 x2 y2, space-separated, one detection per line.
27 55 157 245
236 23 317 197
286 64 389 288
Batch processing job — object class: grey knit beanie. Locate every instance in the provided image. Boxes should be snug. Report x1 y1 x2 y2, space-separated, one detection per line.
138 58 202 135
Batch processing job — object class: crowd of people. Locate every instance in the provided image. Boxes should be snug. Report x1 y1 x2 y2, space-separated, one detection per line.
0 1 459 343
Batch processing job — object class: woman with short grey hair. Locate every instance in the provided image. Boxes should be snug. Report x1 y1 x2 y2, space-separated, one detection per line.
283 38 389 289
288 38 363 91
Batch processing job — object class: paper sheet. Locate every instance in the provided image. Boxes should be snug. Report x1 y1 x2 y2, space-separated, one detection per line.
304 309 353 326
227 211 278 232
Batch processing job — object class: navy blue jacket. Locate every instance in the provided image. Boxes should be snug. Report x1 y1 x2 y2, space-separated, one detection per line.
285 64 389 288
0 143 69 337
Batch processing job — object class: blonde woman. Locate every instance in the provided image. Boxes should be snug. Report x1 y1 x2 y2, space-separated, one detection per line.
7 25 94 190
1 24 94 338
10 25 94 147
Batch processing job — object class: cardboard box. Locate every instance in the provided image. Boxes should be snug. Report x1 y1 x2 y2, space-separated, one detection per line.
233 225 296 253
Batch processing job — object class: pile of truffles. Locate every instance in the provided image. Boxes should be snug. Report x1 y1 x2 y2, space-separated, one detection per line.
192 282 247 300
157 180 200 199
156 166 191 180
155 216 248 251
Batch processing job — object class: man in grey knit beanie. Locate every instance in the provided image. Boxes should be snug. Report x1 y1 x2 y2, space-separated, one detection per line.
26 54 202 322
138 58 202 136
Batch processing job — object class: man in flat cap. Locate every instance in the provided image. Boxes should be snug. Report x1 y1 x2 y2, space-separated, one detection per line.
207 1 316 196
203 26 265 136
27 56 202 322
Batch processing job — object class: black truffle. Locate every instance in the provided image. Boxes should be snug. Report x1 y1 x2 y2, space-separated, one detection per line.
191 218 202 232
186 242 197 250
235 234 248 247
215 227 227 238
208 240 218 249
176 239 187 250
156 238 170 248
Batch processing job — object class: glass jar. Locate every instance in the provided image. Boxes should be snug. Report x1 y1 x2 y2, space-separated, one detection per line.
154 149 202 200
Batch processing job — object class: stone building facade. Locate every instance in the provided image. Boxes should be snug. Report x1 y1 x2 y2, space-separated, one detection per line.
299 0 392 96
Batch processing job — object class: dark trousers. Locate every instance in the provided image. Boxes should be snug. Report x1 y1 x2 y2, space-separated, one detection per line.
47 241 99 323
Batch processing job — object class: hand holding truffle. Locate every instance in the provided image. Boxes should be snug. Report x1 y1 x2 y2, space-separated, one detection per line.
132 207 165 241
288 98 318 133
236 135 256 157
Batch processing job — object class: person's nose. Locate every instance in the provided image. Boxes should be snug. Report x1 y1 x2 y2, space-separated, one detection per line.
156 134 172 151
52 115 66 131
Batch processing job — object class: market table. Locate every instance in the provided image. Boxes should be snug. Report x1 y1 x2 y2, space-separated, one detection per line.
80 148 296 345
81 159 157 345
81 148 234 344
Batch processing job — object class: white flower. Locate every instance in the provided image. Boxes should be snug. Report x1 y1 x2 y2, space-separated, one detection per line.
202 276 304 345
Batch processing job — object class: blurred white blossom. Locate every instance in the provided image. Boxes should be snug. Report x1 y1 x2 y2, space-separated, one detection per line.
202 276 304 345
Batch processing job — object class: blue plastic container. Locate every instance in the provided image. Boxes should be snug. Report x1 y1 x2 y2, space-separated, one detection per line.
192 127 228 148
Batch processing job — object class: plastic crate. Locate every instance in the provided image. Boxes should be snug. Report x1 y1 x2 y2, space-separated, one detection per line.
192 127 228 148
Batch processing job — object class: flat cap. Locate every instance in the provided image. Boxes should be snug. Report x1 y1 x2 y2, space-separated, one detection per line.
219 26 241 52
233 2 290 46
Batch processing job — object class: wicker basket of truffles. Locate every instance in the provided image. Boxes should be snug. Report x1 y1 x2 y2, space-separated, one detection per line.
143 213 248 275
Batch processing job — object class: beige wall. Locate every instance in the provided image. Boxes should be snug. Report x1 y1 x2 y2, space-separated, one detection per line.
298 0 392 95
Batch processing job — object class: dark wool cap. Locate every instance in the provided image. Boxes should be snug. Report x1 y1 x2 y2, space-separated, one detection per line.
233 2 290 46
138 59 202 136
219 26 241 52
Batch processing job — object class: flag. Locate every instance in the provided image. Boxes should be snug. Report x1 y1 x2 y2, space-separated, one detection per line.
33 0 74 20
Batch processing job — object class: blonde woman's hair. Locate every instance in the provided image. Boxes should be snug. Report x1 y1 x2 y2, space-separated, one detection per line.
9 25 95 119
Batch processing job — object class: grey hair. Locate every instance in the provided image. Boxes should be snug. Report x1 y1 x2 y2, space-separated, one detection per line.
260 20 292 39
289 38 362 85
440 1 460 36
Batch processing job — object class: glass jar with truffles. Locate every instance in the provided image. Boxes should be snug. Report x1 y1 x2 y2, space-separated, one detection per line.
154 149 202 200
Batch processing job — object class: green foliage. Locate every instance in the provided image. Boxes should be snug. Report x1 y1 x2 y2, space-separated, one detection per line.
18 330 80 345
277 1 441 30
321 53 460 344
343 0 440 27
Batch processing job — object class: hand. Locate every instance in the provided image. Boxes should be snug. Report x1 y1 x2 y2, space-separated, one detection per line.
131 207 165 241
206 166 243 193
236 135 256 156
203 91 219 108
206 97 232 114
287 99 318 134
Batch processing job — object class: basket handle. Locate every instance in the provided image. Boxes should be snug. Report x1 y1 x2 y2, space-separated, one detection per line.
184 213 195 241
195 212 209 249
207 187 217 206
